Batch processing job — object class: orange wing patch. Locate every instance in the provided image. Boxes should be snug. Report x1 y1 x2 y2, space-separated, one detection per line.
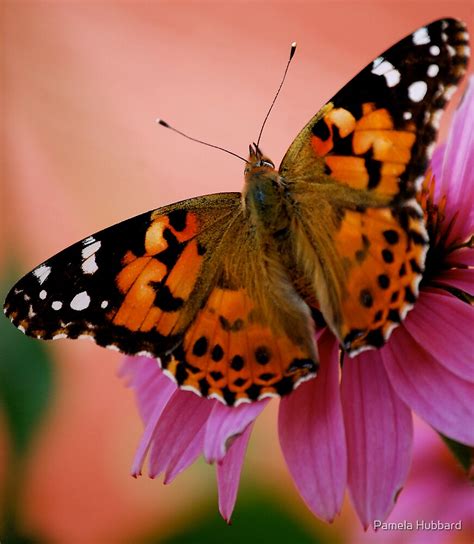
334 203 428 354
162 286 318 405
311 103 416 197
111 210 203 335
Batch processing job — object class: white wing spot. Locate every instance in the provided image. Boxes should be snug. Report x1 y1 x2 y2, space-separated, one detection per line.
39 290 47 300
52 301 63 310
385 69 401 87
82 240 101 259
101 300 108 309
446 44 456 57
372 56 384 69
431 109 443 129
70 291 91 311
82 254 98 275
412 27 430 45
33 265 51 285
371 59 400 88
403 111 413 120
28 305 36 318
82 236 96 246
408 81 428 102
429 45 441 56
427 64 439 77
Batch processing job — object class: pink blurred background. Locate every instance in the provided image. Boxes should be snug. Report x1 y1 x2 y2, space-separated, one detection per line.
1 2 472 543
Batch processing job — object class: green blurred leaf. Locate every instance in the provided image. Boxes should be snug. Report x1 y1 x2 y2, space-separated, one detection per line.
147 488 333 544
0 264 54 541
439 433 473 476
0 266 55 457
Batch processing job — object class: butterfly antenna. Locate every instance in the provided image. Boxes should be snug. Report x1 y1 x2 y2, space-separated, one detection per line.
256 41 297 148
156 119 248 163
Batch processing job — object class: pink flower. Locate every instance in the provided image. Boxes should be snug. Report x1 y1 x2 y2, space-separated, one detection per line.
121 77 474 526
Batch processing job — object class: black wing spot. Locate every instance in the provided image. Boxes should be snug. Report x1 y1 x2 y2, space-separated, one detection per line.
259 372 276 382
211 344 224 362
151 283 184 311
192 336 208 357
255 346 271 365
383 229 399 244
378 274 390 289
233 377 247 387
168 209 188 232
209 371 224 381
359 288 374 308
312 119 331 141
382 249 394 263
231 355 245 371
373 310 384 322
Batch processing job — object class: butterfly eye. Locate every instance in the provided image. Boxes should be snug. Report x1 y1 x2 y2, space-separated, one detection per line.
257 160 275 168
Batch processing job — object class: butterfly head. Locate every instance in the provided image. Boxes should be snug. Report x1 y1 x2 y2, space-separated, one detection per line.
244 143 276 180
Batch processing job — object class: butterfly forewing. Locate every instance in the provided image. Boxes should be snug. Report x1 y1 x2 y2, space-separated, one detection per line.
4 194 240 354
281 18 469 198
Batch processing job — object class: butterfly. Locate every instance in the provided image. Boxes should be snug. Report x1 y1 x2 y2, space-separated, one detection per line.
4 18 470 406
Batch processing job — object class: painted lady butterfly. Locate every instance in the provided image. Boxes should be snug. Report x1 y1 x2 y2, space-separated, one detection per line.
4 19 470 406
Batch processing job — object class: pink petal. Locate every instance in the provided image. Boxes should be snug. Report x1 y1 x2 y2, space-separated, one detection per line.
342 350 413 529
120 356 174 422
440 76 474 244
216 423 253 523
148 391 214 478
163 425 206 484
382 326 474 446
278 330 346 522
436 268 474 295
445 247 474 268
130 373 176 476
204 399 268 464
403 289 474 381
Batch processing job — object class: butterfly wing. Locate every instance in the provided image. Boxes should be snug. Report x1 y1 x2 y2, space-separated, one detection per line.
4 193 318 405
280 18 469 354
281 18 469 196
4 193 240 353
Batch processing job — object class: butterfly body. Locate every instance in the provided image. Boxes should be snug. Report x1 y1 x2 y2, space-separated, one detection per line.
4 18 469 405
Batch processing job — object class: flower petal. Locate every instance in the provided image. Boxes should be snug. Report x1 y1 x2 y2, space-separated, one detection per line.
216 423 253 523
440 76 474 243
204 399 268 464
382 326 474 446
403 289 474 381
119 356 173 422
163 426 206 484
278 330 346 522
436 268 474 296
130 373 176 477
342 350 413 529
445 247 474 268
148 391 214 478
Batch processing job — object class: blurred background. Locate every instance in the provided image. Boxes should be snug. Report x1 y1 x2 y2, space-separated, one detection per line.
1 2 473 543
